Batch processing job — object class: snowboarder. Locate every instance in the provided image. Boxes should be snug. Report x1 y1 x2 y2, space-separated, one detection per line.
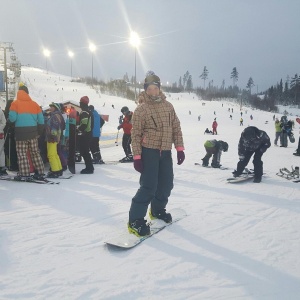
78 96 94 174
212 118 218 135
118 106 133 162
201 140 228 168
128 71 185 237
8 83 45 181
233 126 271 183
204 128 213 134
280 116 293 147
274 118 282 146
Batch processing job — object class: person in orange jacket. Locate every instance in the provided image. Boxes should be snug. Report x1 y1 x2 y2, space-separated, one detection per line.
118 106 133 162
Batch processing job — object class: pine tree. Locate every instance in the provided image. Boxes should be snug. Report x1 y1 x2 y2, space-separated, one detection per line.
246 77 254 94
230 67 239 86
199 66 209 89
290 74 300 104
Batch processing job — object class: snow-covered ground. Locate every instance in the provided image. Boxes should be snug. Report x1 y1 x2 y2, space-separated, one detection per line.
1 67 300 299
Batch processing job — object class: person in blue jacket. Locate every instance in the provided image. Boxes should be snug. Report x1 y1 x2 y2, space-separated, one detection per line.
89 105 105 164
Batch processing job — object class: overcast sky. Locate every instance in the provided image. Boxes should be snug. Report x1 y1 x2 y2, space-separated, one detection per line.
1 0 300 92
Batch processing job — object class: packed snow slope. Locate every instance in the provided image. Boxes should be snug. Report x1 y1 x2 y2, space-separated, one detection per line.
1 67 300 300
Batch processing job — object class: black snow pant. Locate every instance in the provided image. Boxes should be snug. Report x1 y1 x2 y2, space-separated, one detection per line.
281 132 288 147
203 147 221 165
79 132 94 171
90 136 102 161
129 147 174 222
236 150 263 178
122 133 132 157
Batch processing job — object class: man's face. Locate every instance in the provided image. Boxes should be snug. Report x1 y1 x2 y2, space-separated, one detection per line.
146 85 160 97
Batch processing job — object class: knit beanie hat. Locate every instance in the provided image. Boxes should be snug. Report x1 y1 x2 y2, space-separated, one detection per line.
80 96 89 105
49 102 61 111
19 82 29 94
144 71 160 91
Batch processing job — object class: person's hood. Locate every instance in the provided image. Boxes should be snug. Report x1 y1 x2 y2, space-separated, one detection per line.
16 90 32 102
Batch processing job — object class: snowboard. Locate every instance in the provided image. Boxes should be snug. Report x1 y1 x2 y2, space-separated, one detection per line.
227 174 255 183
0 175 59 185
67 108 77 174
194 163 228 170
105 208 187 249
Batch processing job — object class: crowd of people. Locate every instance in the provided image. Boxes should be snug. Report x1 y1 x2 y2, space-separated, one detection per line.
0 73 299 238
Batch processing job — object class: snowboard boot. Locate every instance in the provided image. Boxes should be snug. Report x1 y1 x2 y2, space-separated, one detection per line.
232 170 242 178
47 171 61 178
253 176 262 183
119 156 133 163
128 219 150 237
32 173 46 181
149 208 172 223
211 161 221 168
201 158 209 167
80 168 94 174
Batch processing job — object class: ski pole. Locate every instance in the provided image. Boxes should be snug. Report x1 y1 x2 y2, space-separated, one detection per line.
115 130 119 146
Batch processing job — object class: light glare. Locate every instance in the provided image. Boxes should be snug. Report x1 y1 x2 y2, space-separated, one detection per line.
130 31 140 48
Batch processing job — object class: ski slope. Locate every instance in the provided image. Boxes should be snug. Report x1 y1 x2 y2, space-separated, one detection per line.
1 67 300 299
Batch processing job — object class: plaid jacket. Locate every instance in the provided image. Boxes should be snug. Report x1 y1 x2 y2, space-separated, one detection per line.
131 92 184 156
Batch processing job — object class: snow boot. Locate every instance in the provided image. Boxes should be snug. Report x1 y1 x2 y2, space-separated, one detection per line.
80 168 94 174
128 219 150 237
253 177 262 183
201 158 209 167
149 208 172 223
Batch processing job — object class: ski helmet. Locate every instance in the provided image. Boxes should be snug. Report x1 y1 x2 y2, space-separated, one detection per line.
242 126 258 141
121 106 129 114
221 141 229 152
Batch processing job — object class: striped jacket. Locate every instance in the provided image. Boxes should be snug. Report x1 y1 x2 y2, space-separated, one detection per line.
131 92 184 157
9 90 44 141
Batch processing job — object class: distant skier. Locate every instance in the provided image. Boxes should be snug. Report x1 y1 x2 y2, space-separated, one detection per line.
201 139 228 168
240 118 243 126
233 126 271 183
212 118 218 135
250 115 253 120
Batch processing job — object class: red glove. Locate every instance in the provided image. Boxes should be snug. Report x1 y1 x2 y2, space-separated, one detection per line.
133 159 143 173
177 151 185 165
0 133 4 139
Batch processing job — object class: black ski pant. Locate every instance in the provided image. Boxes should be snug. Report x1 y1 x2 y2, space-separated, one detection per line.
90 136 102 160
297 137 300 154
79 133 94 171
129 147 174 222
280 132 288 147
236 150 263 178
122 133 132 157
203 147 221 165
4 127 19 171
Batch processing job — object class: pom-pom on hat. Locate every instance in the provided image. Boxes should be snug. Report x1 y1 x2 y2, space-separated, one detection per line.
144 71 160 91
80 96 89 105
19 82 29 94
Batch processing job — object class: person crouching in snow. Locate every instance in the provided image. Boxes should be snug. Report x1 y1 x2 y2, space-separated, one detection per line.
233 126 270 183
201 140 228 168
128 71 185 237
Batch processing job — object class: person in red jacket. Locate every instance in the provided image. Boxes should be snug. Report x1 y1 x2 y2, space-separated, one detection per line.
118 106 133 162
212 118 218 135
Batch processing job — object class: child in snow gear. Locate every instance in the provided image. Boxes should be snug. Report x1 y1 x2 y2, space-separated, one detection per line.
128 71 185 237
46 103 65 178
233 126 270 183
89 105 105 164
202 140 228 168
274 118 282 146
204 128 213 134
8 83 45 181
78 96 94 174
118 106 133 162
